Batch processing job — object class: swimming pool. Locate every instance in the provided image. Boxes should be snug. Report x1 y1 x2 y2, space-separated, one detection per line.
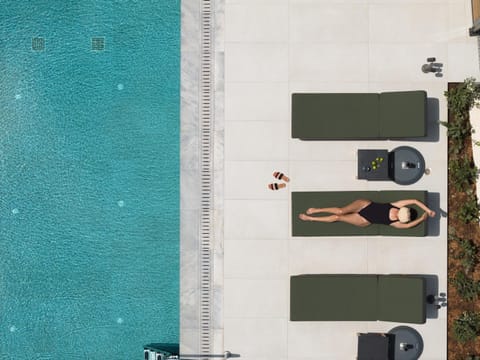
0 1 180 358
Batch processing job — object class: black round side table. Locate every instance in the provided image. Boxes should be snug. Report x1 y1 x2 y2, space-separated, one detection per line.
390 146 425 185
388 326 424 360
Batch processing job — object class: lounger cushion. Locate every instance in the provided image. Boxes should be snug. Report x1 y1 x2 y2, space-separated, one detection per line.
292 190 428 237
379 91 427 138
290 274 426 324
291 91 427 140
377 275 426 324
290 274 378 321
291 93 379 139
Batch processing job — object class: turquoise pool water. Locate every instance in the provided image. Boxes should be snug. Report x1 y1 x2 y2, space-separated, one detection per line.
0 1 180 358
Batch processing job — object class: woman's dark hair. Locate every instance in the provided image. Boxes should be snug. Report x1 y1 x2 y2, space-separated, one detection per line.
409 208 418 221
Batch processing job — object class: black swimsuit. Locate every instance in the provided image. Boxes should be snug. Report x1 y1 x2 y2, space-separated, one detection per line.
358 202 398 225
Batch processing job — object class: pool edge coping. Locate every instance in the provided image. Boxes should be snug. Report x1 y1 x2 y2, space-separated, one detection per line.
180 0 225 355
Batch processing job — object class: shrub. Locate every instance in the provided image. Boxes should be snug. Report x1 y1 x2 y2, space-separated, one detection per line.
450 271 480 300
449 157 478 191
457 191 480 224
449 227 458 239
454 238 479 273
442 78 480 155
465 356 480 360
442 120 472 155
453 311 480 342
444 77 480 123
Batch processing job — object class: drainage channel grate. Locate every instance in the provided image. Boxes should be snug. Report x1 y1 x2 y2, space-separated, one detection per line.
200 0 213 357
32 37 45 51
91 37 105 51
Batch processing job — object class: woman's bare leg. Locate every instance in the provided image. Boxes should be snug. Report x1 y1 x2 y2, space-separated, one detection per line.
306 207 342 215
337 213 370 227
306 199 371 216
339 199 371 214
299 213 339 222
299 213 370 227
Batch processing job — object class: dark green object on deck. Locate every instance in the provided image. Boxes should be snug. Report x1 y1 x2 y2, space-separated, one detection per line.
291 91 427 139
290 274 426 324
377 275 426 324
292 190 428 237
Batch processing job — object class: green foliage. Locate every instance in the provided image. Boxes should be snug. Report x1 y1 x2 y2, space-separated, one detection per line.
453 236 479 273
457 191 480 224
441 119 472 142
465 356 480 360
447 79 480 351
442 119 472 155
449 157 478 191
453 311 480 342
443 78 480 155
451 271 480 300
445 77 480 123
449 227 458 238
448 231 480 272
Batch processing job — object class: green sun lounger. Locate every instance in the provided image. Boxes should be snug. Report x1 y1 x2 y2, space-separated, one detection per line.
292 190 428 237
290 274 426 324
291 91 427 139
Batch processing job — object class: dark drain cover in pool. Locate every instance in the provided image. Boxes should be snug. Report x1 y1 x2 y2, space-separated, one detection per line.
91 37 105 51
32 37 45 51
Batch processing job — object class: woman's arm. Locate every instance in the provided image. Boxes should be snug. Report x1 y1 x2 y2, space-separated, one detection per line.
391 199 436 217
390 212 428 229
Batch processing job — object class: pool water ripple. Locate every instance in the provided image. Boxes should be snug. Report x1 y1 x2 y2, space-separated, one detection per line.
0 1 180 358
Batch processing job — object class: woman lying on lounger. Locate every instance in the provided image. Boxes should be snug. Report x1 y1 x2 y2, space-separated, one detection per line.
298 199 435 228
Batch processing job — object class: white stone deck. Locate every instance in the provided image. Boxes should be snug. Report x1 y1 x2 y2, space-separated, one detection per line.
217 1 480 359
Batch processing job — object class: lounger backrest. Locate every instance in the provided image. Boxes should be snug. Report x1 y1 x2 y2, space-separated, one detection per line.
377 275 426 324
379 91 427 138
